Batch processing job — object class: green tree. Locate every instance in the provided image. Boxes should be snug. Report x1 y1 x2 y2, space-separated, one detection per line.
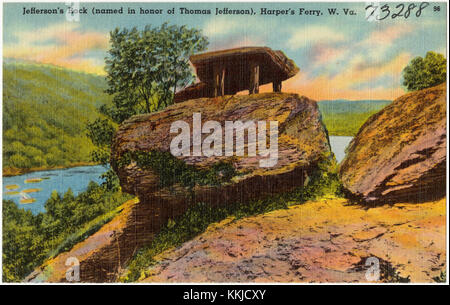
402 51 446 91
86 118 117 165
104 23 208 122
87 23 208 189
9 153 31 168
2 200 44 282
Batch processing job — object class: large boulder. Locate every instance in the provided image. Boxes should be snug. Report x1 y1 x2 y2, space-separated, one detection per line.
339 83 446 204
111 92 332 208
25 92 332 283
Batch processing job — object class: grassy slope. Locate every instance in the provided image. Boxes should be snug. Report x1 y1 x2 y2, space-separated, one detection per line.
318 99 392 136
2 62 111 175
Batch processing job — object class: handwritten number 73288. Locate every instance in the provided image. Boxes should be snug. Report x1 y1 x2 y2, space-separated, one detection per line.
366 2 430 21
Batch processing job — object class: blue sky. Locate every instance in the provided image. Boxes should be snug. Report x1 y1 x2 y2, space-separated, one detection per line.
3 2 447 100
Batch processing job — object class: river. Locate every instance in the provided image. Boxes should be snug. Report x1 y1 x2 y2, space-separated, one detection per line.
2 165 106 214
329 136 353 163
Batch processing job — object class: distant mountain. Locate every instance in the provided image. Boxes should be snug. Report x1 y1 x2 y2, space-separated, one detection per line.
2 62 112 175
318 99 392 136
318 99 392 114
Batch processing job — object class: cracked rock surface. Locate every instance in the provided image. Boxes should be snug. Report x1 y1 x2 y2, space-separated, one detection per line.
141 198 446 283
339 83 446 204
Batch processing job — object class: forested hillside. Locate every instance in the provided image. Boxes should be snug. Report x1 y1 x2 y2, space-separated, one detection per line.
318 99 392 136
2 62 111 175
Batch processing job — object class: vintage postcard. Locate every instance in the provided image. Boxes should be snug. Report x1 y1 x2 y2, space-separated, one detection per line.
1 0 448 290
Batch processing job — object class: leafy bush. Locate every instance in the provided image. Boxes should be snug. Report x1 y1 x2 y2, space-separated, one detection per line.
402 51 446 91
117 151 238 189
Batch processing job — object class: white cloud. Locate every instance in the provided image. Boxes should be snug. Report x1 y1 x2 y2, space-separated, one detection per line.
287 25 347 50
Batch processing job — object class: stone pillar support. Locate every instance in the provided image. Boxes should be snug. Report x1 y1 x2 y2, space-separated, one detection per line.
273 80 282 92
249 62 260 95
213 65 226 97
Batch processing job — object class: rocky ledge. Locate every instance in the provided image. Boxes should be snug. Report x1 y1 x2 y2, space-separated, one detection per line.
141 198 446 283
339 83 446 204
